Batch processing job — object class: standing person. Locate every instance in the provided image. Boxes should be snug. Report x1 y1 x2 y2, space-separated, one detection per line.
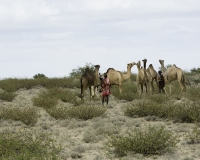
158 70 165 94
101 73 111 106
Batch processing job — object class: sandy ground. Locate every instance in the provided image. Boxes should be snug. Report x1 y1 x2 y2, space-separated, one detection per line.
1 86 200 160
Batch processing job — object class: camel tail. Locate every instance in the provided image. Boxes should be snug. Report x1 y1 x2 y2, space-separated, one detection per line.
181 73 186 91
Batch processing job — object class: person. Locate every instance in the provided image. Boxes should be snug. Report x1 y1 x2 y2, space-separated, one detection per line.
101 73 111 106
158 70 165 94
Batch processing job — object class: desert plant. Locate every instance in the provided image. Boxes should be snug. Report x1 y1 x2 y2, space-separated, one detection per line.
107 125 178 157
0 91 17 101
0 77 80 92
66 105 107 120
186 124 200 144
0 106 38 126
124 101 172 118
32 90 58 109
171 102 200 123
111 81 138 101
0 129 61 159
69 62 95 79
33 73 48 79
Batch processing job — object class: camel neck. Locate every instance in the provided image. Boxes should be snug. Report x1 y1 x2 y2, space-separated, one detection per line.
122 67 131 80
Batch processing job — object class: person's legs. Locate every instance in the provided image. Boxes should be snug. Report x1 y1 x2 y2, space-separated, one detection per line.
106 95 109 105
102 96 104 106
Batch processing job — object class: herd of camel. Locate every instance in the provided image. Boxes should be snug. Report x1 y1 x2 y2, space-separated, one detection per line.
80 59 186 101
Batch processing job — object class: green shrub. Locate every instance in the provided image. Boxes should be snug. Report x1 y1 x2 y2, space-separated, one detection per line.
124 101 171 118
32 90 58 109
186 124 200 144
186 87 200 101
0 130 61 159
0 77 80 92
0 107 38 126
69 62 95 79
111 82 138 101
66 105 107 120
125 100 200 123
32 88 80 109
107 125 178 157
46 106 69 119
33 73 47 79
0 91 17 101
171 102 200 123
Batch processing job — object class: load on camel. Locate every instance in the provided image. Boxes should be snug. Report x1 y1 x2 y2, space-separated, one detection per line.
80 65 100 101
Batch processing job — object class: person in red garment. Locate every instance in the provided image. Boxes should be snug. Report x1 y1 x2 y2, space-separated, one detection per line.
101 73 111 106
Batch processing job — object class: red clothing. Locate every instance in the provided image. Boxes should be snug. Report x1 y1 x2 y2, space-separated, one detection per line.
102 78 111 97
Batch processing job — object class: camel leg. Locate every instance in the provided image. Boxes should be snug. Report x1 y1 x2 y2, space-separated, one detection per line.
119 84 122 95
81 87 86 102
140 84 143 98
91 86 95 98
151 81 154 94
178 81 186 95
89 86 92 101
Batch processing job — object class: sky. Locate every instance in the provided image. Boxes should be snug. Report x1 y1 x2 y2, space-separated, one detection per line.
0 0 200 78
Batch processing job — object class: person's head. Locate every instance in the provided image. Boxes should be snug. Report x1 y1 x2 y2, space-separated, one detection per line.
104 73 107 78
158 70 162 75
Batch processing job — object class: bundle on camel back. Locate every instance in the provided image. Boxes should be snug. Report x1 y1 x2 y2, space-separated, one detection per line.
159 59 186 94
80 65 100 101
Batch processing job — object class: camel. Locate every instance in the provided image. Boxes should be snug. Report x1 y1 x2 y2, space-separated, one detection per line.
159 60 186 94
80 65 100 101
101 62 136 94
136 59 149 97
146 63 158 94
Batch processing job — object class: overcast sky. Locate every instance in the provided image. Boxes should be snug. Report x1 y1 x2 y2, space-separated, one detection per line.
0 0 200 78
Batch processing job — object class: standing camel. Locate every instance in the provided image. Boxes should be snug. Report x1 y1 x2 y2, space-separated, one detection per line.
136 59 149 97
101 62 136 94
80 65 100 101
159 60 186 94
146 64 158 94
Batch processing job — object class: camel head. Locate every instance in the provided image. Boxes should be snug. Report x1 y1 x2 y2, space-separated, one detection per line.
142 59 147 69
142 59 147 63
94 65 100 70
127 62 136 69
159 59 164 66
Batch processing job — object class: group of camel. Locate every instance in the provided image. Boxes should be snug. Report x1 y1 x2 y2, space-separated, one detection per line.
80 59 186 101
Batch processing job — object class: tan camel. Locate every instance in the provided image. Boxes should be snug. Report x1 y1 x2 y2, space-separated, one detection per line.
146 63 158 94
136 59 149 97
159 60 186 94
80 65 100 101
101 62 136 94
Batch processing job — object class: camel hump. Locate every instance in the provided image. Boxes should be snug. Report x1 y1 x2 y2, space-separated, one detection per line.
107 68 115 73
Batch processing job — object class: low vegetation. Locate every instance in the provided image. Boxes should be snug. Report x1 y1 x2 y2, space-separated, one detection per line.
1 63 200 159
0 129 61 159
107 125 178 157
0 106 38 126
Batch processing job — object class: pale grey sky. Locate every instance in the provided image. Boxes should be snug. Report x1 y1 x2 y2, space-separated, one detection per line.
0 0 200 78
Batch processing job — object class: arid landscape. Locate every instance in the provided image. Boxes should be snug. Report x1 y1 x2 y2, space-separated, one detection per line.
0 71 200 160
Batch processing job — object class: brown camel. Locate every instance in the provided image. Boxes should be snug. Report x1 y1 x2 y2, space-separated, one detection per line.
101 62 136 94
159 60 186 94
80 65 100 101
136 59 149 97
146 63 158 94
